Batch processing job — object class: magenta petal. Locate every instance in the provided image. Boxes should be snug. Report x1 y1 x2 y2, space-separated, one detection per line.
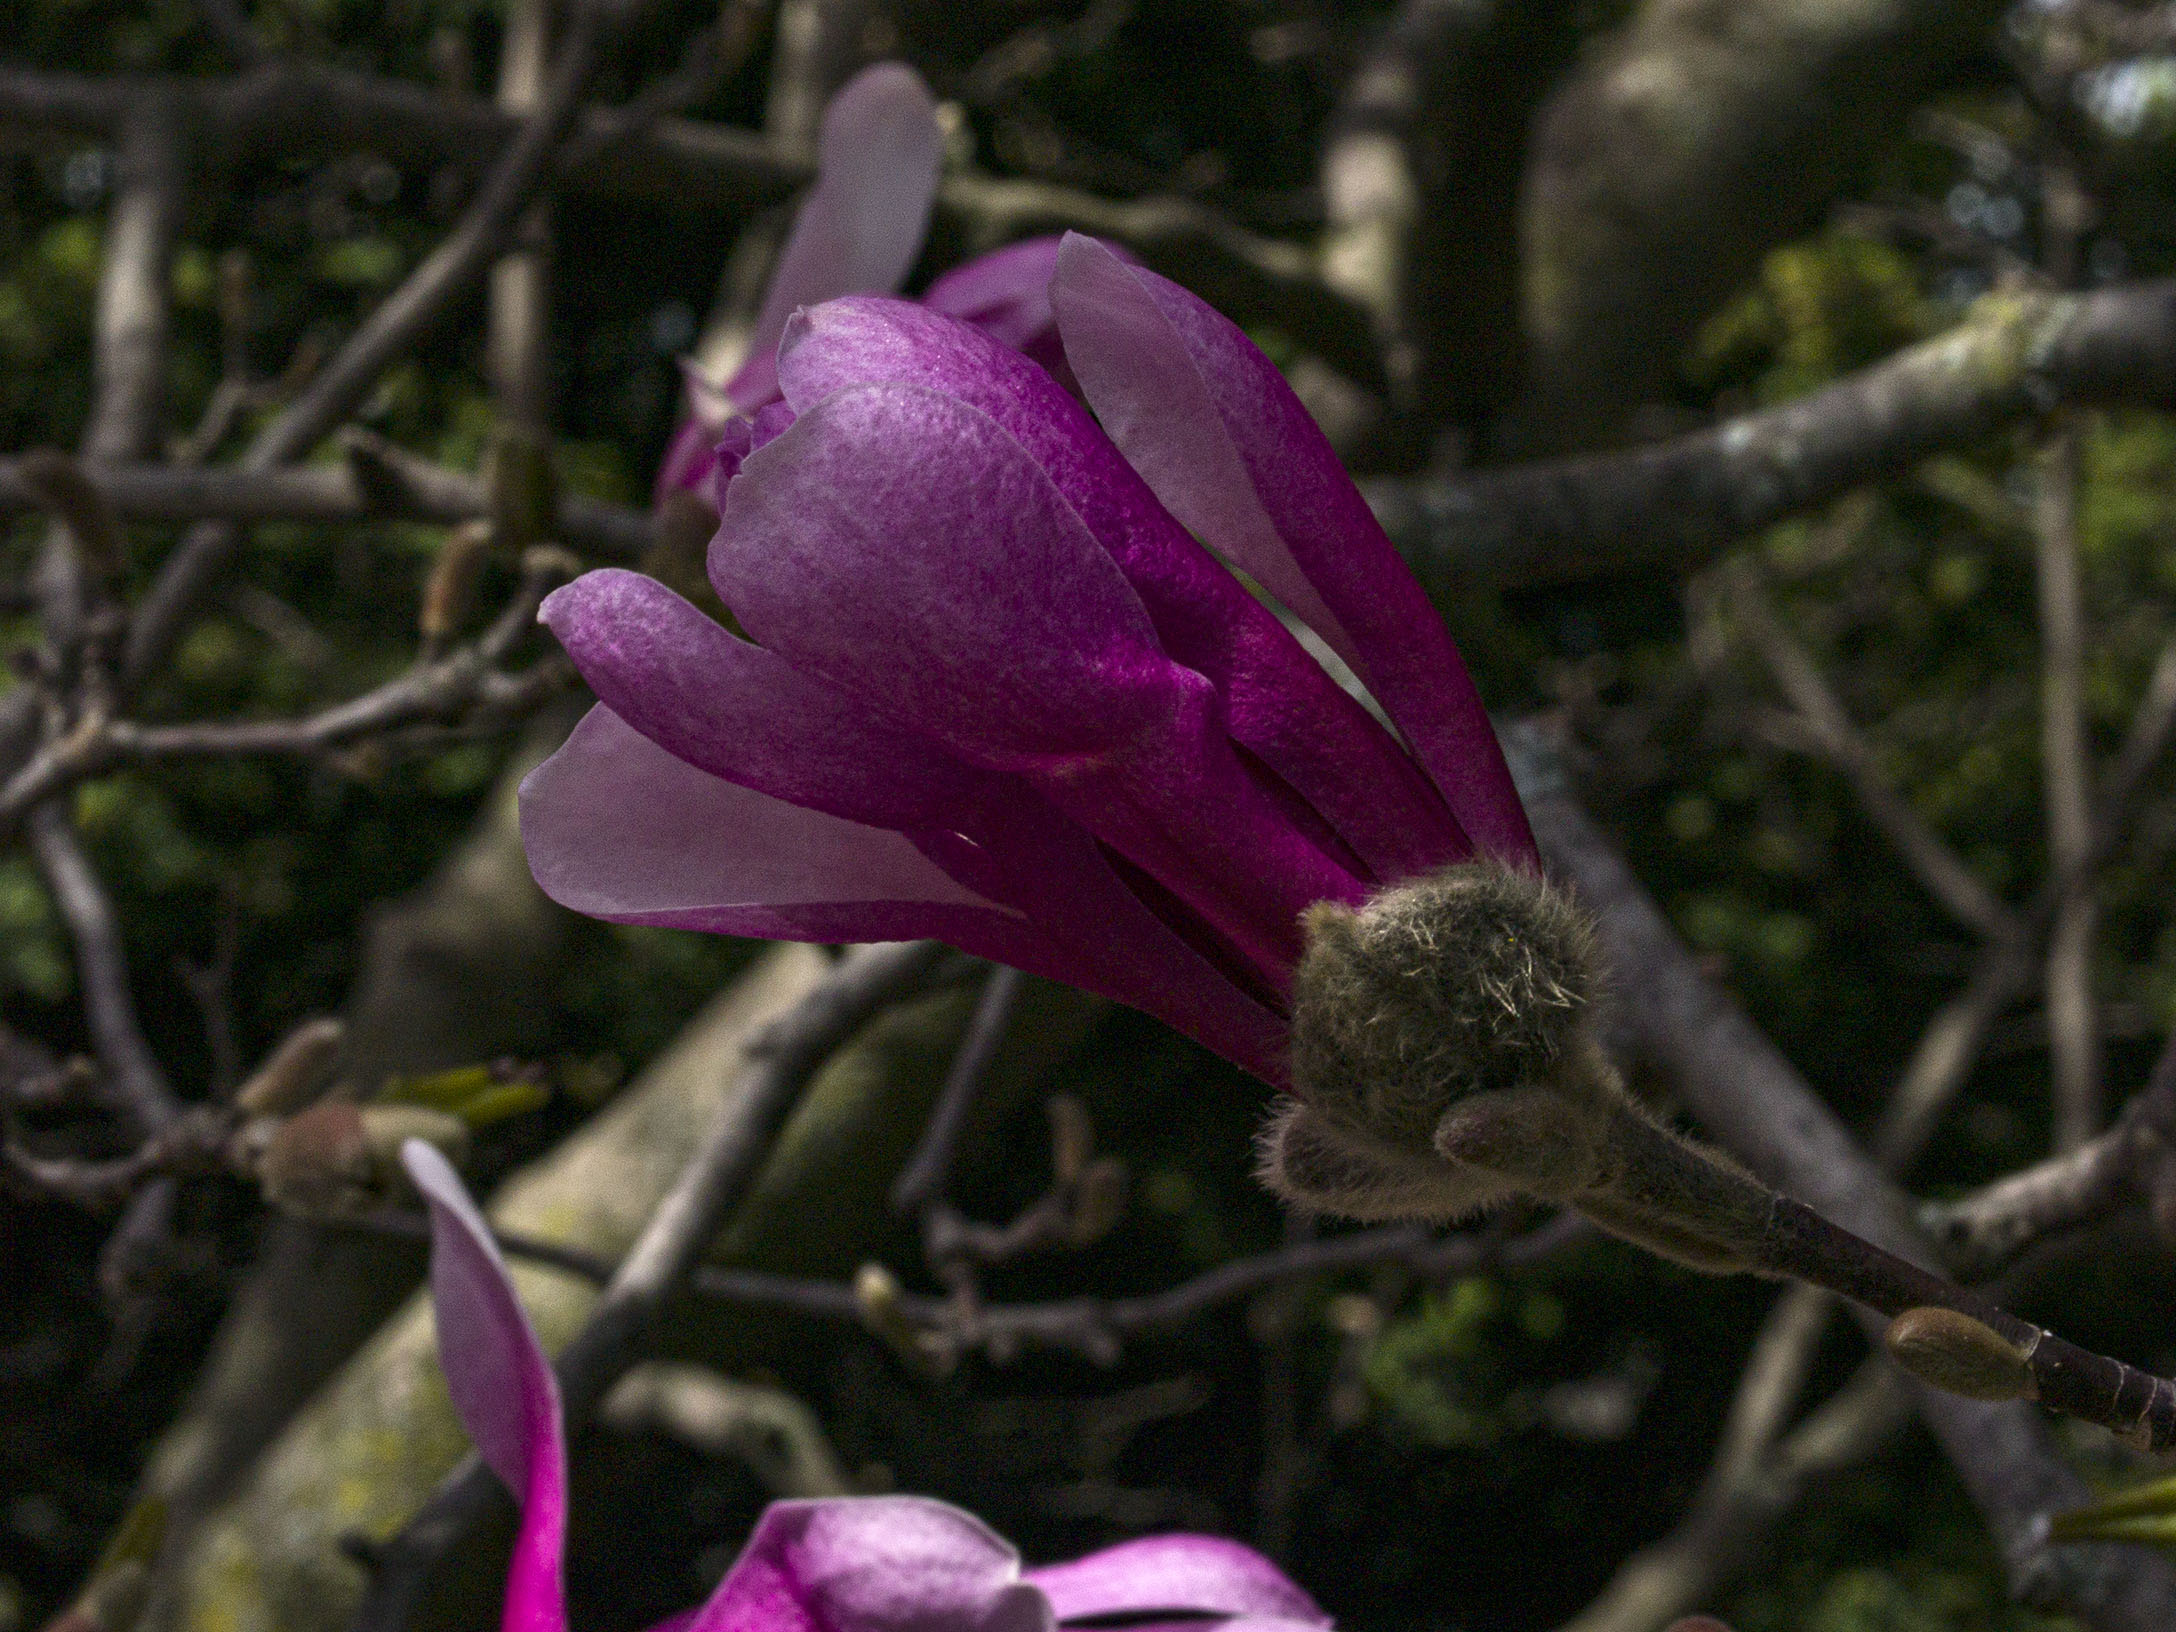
685 1497 1053 1632
519 705 1069 958
711 382 1361 980
1050 234 1537 869
922 236 1065 355
923 808 1291 1085
723 64 943 410
402 1142 568 1632
715 381 1186 763
774 297 1466 887
1027 1535 1326 1627
540 570 990 829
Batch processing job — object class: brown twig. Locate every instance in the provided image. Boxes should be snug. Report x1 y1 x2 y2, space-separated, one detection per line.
1725 560 2021 944
26 806 178 1140
0 552 576 826
1921 1031 2176 1279
890 965 1025 1217
119 0 604 700
347 1203 1591 1369
0 441 647 555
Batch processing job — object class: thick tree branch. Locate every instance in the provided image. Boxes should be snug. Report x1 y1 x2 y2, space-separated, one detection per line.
1514 0 2007 447
0 61 1369 371
0 445 651 555
1372 282 2176 592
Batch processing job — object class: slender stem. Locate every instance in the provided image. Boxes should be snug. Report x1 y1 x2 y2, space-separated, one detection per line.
2036 422 2102 1150
1727 560 2019 944
26 805 177 1138
890 964 1024 1216
1562 1023 2176 1451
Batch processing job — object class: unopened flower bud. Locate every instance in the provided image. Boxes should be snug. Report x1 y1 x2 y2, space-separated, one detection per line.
419 521 493 650
1047 1093 1094 1184
255 1102 468 1217
1289 860 1600 1154
1884 1306 2036 1402
255 1101 373 1217
233 1016 345 1116
1065 1157 1127 1247
853 1262 950 1378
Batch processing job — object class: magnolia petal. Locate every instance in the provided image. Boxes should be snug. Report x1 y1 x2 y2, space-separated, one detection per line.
403 1142 569 1632
685 1497 1052 1632
922 236 1065 353
1050 234 1536 869
922 811 1290 1085
519 706 1068 964
655 416 723 506
1027 1534 1326 1627
775 296 1463 886
712 382 1359 979
540 570 991 829
716 381 1184 762
724 64 943 410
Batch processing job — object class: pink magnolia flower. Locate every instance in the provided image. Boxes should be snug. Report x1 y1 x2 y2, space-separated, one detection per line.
402 1140 1333 1632
524 234 1535 1087
656 64 1075 509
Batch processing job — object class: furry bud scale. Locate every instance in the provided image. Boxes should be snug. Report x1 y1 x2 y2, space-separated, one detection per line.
1288 860 1599 1151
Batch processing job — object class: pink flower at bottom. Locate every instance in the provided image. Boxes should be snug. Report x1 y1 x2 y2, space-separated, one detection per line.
402 1141 1332 1632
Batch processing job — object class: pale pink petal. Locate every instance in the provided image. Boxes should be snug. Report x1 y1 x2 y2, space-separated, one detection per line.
403 1141 569 1632
723 64 944 410
1027 1535 1326 1626
684 1497 1052 1632
1050 234 1537 869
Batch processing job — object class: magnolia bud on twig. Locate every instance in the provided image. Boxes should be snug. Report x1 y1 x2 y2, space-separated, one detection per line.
232 1016 345 1116
1267 860 1777 1273
252 1101 468 1218
419 521 494 653
1884 1306 2035 1401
